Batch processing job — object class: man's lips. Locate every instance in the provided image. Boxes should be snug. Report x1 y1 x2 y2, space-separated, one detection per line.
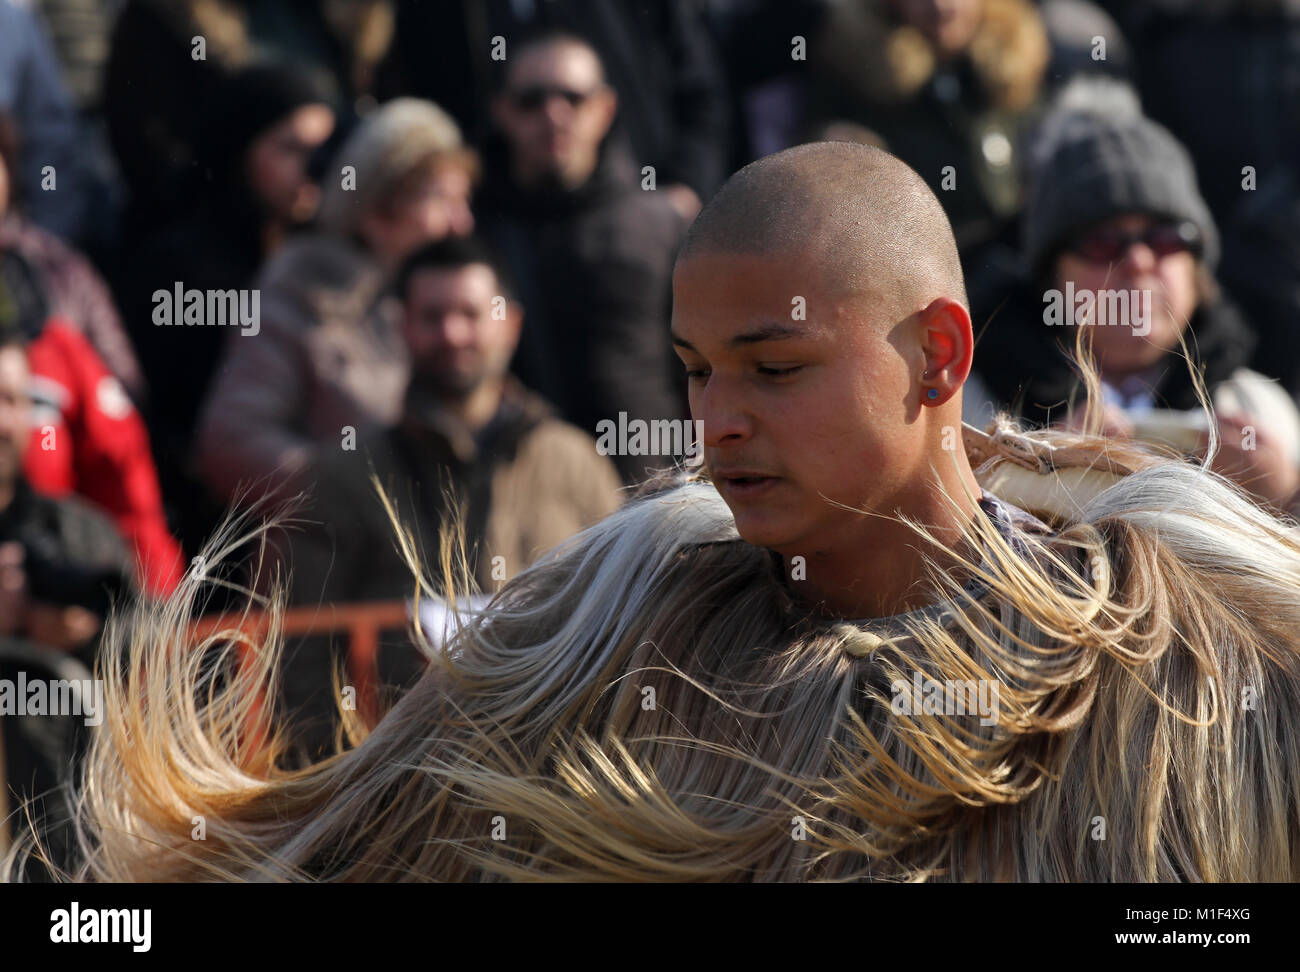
713 470 781 499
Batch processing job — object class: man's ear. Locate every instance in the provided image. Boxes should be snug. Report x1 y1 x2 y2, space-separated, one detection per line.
919 297 973 407
594 86 618 136
500 300 525 357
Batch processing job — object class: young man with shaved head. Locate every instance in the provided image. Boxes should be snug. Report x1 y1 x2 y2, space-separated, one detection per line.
671 140 992 619
51 142 1300 883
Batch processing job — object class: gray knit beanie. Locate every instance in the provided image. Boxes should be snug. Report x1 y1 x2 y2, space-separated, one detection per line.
1023 80 1219 277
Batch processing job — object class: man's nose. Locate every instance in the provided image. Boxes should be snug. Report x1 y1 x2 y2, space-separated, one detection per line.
436 315 477 348
695 378 752 448
542 95 575 126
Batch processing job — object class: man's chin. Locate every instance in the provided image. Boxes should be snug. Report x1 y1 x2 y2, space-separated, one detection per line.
727 509 801 553
416 369 483 396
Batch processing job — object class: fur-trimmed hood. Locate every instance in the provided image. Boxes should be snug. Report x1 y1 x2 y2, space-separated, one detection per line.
815 0 1049 111
138 0 394 86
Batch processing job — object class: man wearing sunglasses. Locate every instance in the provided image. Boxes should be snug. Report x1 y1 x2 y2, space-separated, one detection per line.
968 84 1300 514
477 29 690 484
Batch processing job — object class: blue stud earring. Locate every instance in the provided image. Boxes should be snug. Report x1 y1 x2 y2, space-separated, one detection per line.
927 388 939 401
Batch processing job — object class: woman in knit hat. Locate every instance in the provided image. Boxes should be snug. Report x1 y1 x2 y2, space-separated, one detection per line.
967 80 1300 514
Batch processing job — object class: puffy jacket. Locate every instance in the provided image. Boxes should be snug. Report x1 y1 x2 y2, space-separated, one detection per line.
23 318 183 595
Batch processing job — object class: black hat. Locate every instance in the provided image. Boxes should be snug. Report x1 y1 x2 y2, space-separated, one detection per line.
199 61 332 186
1023 93 1219 278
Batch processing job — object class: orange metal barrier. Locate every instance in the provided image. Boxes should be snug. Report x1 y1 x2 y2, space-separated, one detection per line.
187 601 411 764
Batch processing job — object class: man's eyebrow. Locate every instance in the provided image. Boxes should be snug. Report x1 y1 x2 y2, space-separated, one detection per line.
671 323 810 352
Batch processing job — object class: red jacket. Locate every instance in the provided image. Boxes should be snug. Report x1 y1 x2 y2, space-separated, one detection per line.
22 318 183 595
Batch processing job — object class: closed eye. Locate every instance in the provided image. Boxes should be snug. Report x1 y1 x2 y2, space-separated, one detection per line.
683 365 803 381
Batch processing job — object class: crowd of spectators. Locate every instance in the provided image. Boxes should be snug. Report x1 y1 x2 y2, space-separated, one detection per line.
2 0 1300 775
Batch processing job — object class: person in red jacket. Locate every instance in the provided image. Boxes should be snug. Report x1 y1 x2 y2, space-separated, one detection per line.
21 315 182 596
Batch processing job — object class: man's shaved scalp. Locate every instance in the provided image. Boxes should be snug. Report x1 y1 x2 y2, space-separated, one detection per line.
679 142 968 319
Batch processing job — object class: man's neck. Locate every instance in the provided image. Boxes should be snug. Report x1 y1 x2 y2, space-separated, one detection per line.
784 468 985 620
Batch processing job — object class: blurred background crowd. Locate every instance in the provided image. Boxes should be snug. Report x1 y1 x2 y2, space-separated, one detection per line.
2 0 1300 828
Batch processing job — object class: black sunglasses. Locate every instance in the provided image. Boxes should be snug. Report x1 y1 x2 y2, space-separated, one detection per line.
1066 219 1203 264
508 85 601 112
